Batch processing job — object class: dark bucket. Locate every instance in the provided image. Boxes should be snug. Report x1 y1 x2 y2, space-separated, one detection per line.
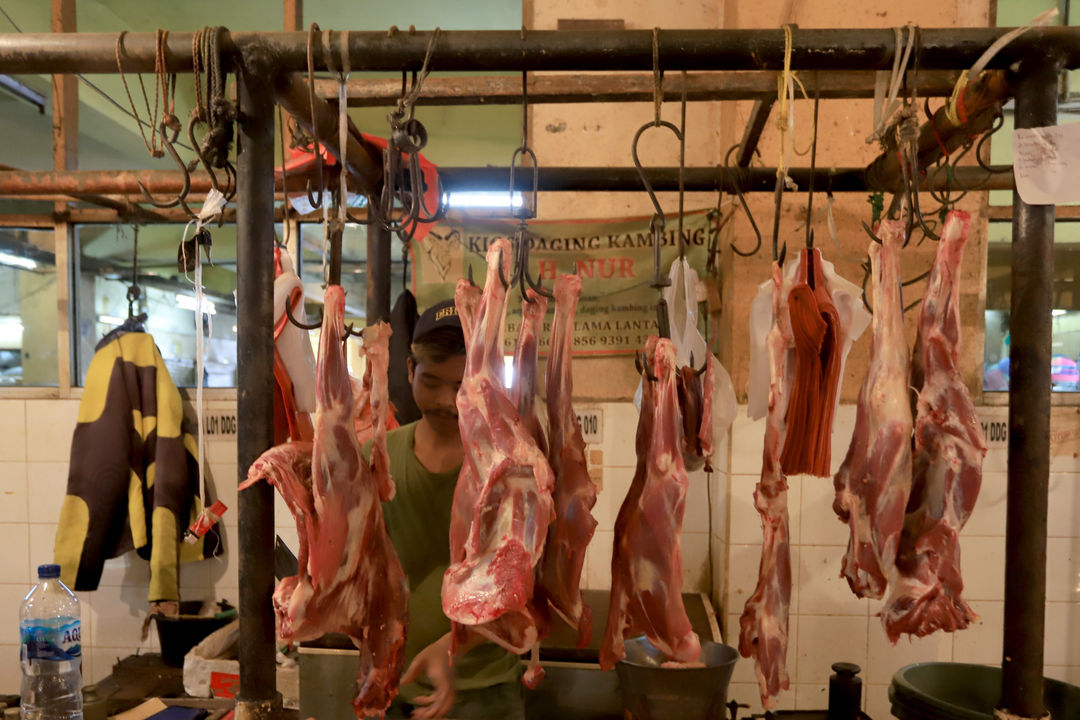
615 637 739 720
890 662 1080 720
154 601 236 667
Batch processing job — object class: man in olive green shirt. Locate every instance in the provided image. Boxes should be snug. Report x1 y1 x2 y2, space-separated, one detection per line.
367 299 522 720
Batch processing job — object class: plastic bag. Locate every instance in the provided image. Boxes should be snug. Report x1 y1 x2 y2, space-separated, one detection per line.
746 254 871 422
634 258 738 462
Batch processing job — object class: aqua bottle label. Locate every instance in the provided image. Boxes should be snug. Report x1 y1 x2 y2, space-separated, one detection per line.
20 618 82 662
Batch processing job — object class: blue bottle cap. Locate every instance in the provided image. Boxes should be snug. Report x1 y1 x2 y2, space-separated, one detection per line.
37 564 61 579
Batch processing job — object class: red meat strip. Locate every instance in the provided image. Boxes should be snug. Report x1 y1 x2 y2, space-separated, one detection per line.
739 261 794 709
881 210 986 642
240 288 408 718
511 289 549 454
781 248 844 477
537 274 598 649
442 239 556 684
833 220 914 599
600 336 701 671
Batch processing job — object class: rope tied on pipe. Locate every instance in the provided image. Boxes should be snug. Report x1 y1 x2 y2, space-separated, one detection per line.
116 29 171 159
191 26 236 172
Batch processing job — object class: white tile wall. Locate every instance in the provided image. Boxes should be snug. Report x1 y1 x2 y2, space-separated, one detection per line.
0 398 246 695
1047 473 1080 538
796 614 870 686
951 600 1003 663
2 392 1079 712
719 403 1080 715
0 461 28 522
0 523 30 585
25 401 78 463
0 400 26 462
27 462 69 528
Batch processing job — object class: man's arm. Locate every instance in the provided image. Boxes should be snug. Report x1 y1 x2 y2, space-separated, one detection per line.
400 628 486 719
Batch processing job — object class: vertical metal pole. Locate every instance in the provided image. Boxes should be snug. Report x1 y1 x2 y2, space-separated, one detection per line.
1002 56 1058 720
367 223 392 324
51 0 76 391
235 46 279 720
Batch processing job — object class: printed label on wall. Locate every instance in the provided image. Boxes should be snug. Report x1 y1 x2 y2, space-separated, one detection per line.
576 407 603 444
203 412 238 437
977 407 1008 449
411 210 713 355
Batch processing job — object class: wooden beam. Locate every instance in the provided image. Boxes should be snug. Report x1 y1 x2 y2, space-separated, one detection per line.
735 98 774 167
310 69 962 107
283 0 302 31
986 205 1080 221
51 0 76 394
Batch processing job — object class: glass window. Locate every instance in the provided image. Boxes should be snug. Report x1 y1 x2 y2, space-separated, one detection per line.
74 224 239 388
983 220 1080 392
0 228 58 386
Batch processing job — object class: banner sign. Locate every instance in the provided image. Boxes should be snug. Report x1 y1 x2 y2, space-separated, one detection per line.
411 210 712 355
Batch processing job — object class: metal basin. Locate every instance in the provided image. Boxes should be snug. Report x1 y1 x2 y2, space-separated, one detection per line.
615 637 739 720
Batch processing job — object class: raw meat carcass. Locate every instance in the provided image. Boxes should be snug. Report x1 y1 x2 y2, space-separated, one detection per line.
739 261 794 709
881 210 986 642
442 239 556 687
600 336 701 671
239 288 408 718
537 274 598 648
677 365 708 468
511 289 549 454
353 354 400 449
833 220 914 600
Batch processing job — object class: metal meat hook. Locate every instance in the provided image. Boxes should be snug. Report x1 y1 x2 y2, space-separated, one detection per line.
635 350 659 382
511 223 553 303
137 116 193 216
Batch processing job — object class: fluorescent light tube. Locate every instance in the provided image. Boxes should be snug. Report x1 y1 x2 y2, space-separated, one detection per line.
175 293 217 315
0 251 37 270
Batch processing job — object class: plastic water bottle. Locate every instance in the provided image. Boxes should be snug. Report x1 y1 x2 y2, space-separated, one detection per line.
19 564 83 720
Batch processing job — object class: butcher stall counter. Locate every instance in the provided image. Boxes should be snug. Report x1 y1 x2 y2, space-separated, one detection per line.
301 590 722 720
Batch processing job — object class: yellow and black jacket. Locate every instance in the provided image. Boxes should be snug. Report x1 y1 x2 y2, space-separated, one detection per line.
54 330 222 601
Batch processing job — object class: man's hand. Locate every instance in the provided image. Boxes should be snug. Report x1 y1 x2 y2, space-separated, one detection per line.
401 632 454 719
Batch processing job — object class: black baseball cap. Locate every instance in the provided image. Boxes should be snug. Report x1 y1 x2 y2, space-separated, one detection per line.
413 299 463 342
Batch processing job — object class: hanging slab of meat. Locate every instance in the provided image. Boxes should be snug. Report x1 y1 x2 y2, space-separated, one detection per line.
442 239 556 682
537 274 598 649
239 288 409 718
600 336 701 671
781 247 844 477
881 210 986 643
832 220 913 600
353 356 400 450
739 261 794 710
677 365 708 470
511 289 549 454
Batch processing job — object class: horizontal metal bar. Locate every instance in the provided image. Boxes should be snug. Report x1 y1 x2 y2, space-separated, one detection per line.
311 70 963 106
0 165 1012 198
438 165 1013 192
0 28 1078 74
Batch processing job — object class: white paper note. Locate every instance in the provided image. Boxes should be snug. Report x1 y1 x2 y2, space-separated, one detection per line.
1013 123 1080 205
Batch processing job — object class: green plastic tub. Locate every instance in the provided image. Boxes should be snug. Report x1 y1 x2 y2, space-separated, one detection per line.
890 662 1079 720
